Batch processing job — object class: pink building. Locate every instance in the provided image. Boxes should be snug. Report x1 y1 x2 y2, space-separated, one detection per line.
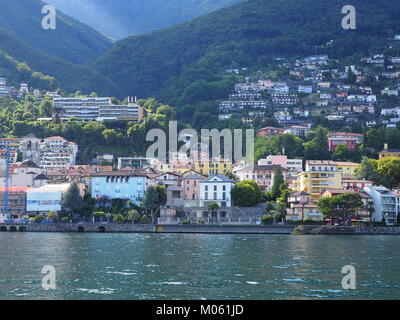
235 164 287 191
182 173 206 200
328 132 363 151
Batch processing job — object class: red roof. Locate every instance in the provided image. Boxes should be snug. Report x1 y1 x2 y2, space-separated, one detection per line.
0 187 29 192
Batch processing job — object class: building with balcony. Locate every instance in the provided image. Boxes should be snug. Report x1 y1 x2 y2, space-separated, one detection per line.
0 187 28 220
328 132 363 151
364 185 398 225
296 161 342 200
39 137 78 169
235 164 287 191
194 158 232 177
285 191 323 221
53 96 144 122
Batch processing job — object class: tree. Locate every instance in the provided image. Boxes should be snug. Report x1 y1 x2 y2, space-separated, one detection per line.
317 193 364 223
141 186 160 220
231 180 262 207
155 185 167 207
271 169 285 200
355 157 381 184
304 126 331 160
376 157 400 189
61 183 84 217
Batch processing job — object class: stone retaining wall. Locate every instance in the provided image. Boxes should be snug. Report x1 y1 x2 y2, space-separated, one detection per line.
292 225 400 235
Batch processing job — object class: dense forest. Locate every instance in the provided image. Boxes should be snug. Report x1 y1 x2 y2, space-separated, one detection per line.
92 0 400 101
0 0 112 64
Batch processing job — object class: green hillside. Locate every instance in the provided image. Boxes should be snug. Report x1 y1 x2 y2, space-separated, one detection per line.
0 28 120 95
92 0 400 100
0 0 112 64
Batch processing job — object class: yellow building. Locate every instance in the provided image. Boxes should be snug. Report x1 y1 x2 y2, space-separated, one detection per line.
334 161 360 177
195 159 232 176
379 148 400 159
297 161 342 200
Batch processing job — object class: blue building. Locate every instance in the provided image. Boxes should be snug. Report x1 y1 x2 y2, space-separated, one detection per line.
91 169 146 206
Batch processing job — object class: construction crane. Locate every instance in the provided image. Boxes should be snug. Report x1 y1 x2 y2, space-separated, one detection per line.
3 146 10 219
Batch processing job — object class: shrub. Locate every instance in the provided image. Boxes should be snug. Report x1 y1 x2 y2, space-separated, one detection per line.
262 215 274 225
140 214 150 224
60 216 69 223
32 214 46 223
113 214 125 223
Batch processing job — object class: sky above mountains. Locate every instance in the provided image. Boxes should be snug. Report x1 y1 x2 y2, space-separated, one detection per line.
45 0 244 39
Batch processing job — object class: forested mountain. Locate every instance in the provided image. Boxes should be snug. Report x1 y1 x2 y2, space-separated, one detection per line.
45 0 243 39
92 0 400 100
0 0 119 94
0 28 120 95
0 0 112 64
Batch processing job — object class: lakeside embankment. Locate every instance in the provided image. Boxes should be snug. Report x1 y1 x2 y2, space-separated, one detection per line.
1 223 400 235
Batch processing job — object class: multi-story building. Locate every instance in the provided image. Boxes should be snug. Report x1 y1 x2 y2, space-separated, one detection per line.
296 160 342 200
364 185 398 225
194 158 232 176
0 187 28 220
334 162 360 177
256 126 285 137
53 96 144 122
199 175 236 207
328 132 363 151
182 173 207 207
39 137 78 170
284 126 311 137
379 144 400 159
91 169 147 205
286 191 323 222
117 157 153 170
320 189 372 221
235 164 287 191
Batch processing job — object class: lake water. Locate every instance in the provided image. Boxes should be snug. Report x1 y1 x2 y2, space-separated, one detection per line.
0 233 399 300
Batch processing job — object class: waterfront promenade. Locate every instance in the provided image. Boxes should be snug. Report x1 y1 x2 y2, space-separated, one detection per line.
1 223 400 235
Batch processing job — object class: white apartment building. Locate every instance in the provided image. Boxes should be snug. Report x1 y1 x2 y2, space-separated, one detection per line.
39 137 78 170
199 175 236 207
53 96 144 121
364 186 398 226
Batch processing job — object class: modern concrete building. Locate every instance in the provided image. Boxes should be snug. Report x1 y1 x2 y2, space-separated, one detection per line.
364 185 398 225
53 96 144 122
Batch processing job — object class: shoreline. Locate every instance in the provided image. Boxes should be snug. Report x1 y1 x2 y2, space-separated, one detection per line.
1 223 400 235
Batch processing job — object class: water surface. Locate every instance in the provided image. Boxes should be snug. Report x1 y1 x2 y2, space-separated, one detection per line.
0 233 399 299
